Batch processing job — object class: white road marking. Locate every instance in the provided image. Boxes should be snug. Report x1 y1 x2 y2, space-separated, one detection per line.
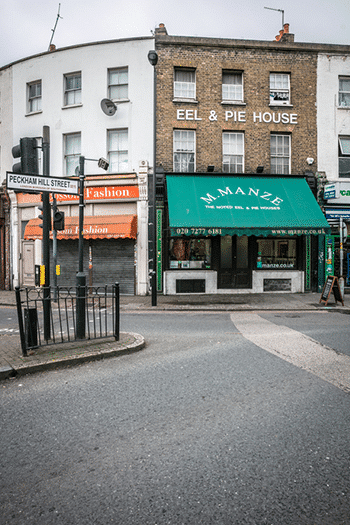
230 312 350 393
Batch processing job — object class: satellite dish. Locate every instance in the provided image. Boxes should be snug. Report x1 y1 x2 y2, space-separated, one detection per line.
100 98 117 116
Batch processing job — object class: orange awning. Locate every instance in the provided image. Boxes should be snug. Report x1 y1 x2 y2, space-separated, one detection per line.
24 215 137 240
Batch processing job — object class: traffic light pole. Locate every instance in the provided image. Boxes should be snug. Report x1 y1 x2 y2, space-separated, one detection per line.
42 126 51 340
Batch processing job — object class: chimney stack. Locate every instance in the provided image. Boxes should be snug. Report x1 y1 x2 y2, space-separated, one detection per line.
275 23 294 43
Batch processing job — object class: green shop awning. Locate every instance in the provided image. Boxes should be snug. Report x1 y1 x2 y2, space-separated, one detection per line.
167 175 330 237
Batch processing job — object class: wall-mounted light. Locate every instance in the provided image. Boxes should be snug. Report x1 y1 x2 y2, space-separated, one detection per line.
207 165 215 172
256 166 264 173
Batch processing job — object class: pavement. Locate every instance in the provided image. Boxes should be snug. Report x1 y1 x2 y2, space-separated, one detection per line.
0 289 348 381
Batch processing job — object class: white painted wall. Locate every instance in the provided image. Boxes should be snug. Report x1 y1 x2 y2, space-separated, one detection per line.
1 37 154 291
11 37 154 176
317 54 350 182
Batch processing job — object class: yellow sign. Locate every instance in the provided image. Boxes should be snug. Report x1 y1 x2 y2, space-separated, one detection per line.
40 265 45 286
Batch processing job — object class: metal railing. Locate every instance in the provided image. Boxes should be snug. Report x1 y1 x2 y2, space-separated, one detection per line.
15 283 120 356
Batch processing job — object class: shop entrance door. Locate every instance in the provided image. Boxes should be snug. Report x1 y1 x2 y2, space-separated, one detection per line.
218 235 251 289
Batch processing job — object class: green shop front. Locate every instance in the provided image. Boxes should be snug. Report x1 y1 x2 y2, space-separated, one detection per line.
162 175 330 294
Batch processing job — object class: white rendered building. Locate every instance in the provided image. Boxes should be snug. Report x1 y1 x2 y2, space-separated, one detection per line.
0 37 154 294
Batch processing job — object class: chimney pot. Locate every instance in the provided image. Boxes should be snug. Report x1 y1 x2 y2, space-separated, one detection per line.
49 44 56 52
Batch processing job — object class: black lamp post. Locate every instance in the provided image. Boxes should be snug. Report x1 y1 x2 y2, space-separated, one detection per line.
76 155 86 339
148 49 158 307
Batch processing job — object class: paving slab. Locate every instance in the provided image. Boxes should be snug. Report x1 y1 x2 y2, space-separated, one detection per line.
0 332 145 381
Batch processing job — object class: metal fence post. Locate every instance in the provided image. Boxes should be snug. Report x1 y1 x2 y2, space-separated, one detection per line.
114 282 120 341
15 286 27 357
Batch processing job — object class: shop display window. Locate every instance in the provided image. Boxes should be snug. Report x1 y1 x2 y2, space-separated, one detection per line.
256 238 296 269
169 238 211 269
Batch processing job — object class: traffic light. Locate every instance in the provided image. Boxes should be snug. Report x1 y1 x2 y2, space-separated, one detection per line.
53 210 65 231
155 166 165 196
38 204 44 229
38 195 51 230
12 137 38 175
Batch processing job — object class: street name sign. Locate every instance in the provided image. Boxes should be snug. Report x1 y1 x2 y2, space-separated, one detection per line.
6 172 79 195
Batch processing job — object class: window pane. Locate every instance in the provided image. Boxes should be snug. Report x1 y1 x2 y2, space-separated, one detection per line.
109 84 128 99
339 157 350 177
222 133 244 172
270 74 290 104
271 135 290 174
270 73 289 89
66 74 81 90
175 70 195 83
66 134 80 154
108 130 128 172
109 68 128 99
174 69 195 99
174 131 195 172
339 137 350 154
65 133 81 176
28 82 42 112
339 78 350 91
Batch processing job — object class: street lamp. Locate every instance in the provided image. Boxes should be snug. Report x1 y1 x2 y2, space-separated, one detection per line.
76 155 109 339
148 49 158 307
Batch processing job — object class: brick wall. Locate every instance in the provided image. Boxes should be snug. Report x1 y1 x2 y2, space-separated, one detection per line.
155 37 317 176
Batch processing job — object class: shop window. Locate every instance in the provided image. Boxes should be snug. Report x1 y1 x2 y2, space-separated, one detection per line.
339 137 350 178
108 129 128 172
339 77 350 107
256 238 297 269
64 72 82 106
222 132 244 173
269 73 290 105
173 130 195 172
64 132 81 176
169 238 211 269
270 134 290 174
174 68 196 100
108 67 128 100
27 80 42 113
222 71 243 102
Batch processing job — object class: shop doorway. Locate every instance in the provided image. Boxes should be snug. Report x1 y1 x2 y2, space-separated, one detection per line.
218 235 251 289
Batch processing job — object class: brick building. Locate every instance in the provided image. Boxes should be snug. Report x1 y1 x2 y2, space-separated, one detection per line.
153 24 330 294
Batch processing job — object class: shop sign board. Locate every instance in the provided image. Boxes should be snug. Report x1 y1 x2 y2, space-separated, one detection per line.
324 183 338 200
156 208 163 292
325 208 350 219
6 172 79 195
176 108 298 124
54 185 139 202
319 275 344 306
324 182 350 204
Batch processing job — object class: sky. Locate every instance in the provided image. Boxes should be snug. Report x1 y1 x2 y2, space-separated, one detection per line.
1 0 350 67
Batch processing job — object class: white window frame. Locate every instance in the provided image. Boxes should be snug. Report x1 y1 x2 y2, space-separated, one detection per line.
64 72 82 106
174 68 196 100
222 71 243 103
108 68 128 101
339 136 350 178
339 77 350 108
173 130 195 172
270 134 291 174
222 132 244 173
270 73 290 105
27 80 42 113
64 133 81 176
108 129 128 173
